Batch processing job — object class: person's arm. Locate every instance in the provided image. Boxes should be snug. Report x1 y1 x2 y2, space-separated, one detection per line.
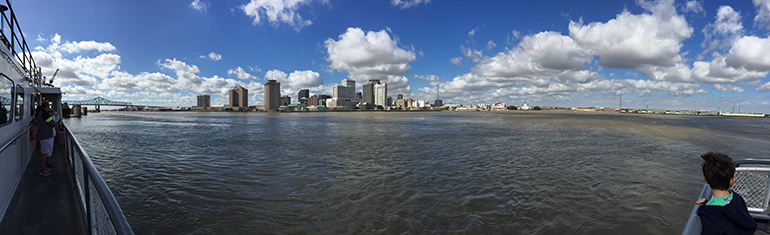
42 112 56 127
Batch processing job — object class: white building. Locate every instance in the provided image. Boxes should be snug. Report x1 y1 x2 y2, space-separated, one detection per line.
521 101 530 110
374 83 387 107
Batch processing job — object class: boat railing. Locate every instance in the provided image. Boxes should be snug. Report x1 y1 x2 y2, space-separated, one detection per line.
62 122 134 235
0 0 40 85
682 157 770 235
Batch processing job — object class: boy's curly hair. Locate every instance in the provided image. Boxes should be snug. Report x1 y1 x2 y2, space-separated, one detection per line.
701 152 736 191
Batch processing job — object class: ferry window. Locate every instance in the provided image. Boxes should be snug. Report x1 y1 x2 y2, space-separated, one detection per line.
15 85 23 120
0 76 12 126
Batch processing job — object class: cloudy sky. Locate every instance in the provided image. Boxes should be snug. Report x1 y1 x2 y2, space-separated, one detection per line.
14 0 770 113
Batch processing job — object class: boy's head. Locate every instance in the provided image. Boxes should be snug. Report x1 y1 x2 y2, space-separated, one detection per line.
701 152 736 190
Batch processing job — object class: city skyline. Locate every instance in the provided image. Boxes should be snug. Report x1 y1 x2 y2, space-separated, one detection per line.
16 0 770 113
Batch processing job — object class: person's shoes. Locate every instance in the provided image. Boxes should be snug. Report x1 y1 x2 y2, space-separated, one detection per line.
39 168 51 177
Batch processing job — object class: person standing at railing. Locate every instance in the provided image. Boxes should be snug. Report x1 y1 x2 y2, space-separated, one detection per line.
695 152 757 234
36 101 56 177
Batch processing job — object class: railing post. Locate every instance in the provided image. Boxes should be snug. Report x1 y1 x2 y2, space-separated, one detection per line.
84 160 92 235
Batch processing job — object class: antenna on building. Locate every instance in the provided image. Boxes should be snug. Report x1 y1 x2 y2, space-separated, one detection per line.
437 84 439 100
619 90 622 111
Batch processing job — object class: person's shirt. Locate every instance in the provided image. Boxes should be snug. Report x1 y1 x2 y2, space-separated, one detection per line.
51 114 59 137
697 191 757 235
37 110 55 139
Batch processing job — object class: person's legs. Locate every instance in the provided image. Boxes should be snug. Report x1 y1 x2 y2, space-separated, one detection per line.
39 138 53 176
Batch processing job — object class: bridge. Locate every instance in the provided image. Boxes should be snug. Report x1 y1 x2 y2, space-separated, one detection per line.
63 97 164 109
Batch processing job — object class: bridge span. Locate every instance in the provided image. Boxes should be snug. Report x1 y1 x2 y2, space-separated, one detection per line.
63 97 165 109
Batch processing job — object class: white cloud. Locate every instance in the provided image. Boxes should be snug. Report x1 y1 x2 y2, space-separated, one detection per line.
200 52 222 61
264 69 323 90
324 27 416 92
190 0 209 12
486 40 497 50
757 81 770 92
391 0 431 9
713 84 746 92
413 74 442 87
239 0 327 31
683 1 704 14
450 57 463 67
227 67 257 79
568 0 692 69
725 36 770 71
702 6 743 52
461 45 483 62
248 66 262 72
159 58 202 85
754 0 770 29
472 31 591 81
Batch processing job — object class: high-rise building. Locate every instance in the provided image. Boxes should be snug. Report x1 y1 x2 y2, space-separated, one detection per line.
341 79 355 88
386 96 392 107
264 80 281 111
397 94 403 100
308 95 319 106
280 95 291 106
374 83 387 107
229 86 248 109
362 79 380 105
298 89 309 100
197 95 210 108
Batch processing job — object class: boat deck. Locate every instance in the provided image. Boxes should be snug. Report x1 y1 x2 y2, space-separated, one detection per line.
0 142 86 234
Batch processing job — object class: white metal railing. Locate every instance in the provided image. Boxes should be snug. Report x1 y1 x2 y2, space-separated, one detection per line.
62 122 134 235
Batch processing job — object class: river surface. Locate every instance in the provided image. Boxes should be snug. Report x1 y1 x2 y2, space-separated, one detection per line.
64 111 770 234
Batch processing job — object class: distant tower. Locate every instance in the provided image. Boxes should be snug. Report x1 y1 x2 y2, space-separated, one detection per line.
298 89 309 100
264 80 281 111
197 95 210 108
374 83 387 107
280 95 291 106
434 84 442 107
229 86 248 109
363 79 380 104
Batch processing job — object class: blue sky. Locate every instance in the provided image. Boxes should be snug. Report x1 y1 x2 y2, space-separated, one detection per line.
12 0 770 113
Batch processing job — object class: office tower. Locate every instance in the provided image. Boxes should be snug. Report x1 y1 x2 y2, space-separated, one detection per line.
229 86 248 108
280 95 291 106
197 95 210 108
362 79 380 104
374 83 387 107
341 79 355 88
397 94 403 100
308 95 319 106
386 96 392 107
435 84 442 108
298 89 309 100
264 80 281 111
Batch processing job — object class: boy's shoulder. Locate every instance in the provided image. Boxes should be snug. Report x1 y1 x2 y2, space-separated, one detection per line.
697 191 757 235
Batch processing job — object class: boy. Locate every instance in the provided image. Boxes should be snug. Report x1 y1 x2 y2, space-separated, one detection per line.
696 152 757 235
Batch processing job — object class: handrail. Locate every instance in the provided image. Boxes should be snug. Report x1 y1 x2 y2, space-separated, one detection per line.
733 157 770 166
0 0 40 85
0 124 31 154
62 122 134 235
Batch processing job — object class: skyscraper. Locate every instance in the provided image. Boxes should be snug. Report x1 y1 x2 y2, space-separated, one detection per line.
264 80 281 111
374 83 387 107
362 79 380 105
197 95 210 108
298 89 309 100
229 86 248 109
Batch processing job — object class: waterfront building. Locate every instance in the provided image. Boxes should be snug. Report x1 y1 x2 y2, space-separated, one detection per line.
492 102 506 110
362 79 380 105
386 96 392 108
264 80 281 111
307 95 319 106
397 94 403 100
333 85 355 99
197 95 210 108
229 86 248 110
521 101 529 110
374 83 387 107
341 79 355 88
318 95 331 106
298 89 309 101
434 100 443 107
355 92 362 99
280 95 291 106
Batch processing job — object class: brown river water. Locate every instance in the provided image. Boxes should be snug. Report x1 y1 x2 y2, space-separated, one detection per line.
64 111 770 234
